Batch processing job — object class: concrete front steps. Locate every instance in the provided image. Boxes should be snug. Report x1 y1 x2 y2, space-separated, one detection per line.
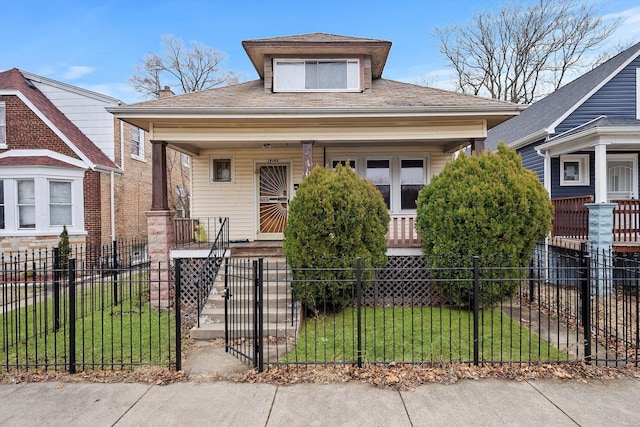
190 256 298 340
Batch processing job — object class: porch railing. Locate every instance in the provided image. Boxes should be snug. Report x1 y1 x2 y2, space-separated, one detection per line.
551 195 593 239
552 197 640 244
174 217 227 248
613 199 640 243
386 215 421 247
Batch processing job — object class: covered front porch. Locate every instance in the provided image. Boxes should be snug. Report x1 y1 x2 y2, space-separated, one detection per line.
552 196 640 252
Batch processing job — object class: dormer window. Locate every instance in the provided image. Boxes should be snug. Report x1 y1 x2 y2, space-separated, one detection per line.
273 59 360 92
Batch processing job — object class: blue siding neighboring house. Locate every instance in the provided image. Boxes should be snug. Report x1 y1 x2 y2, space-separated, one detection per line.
486 41 640 204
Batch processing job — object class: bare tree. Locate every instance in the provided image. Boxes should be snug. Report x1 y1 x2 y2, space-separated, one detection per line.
130 34 238 98
435 0 621 104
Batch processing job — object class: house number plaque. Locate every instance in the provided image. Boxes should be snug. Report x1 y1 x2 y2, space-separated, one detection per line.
268 159 280 163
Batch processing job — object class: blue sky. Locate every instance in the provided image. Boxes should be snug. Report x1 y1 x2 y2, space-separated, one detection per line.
2 0 639 104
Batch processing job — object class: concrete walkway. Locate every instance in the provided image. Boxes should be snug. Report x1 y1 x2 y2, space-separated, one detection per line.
1 376 640 426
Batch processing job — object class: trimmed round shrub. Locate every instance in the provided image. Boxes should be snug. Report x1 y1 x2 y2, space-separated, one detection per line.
283 165 390 314
416 143 552 306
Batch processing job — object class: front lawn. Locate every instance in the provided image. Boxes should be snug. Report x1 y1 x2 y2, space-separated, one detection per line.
1 272 175 369
282 306 568 364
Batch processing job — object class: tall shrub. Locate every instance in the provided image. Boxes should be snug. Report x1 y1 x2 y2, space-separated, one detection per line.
283 165 390 314
58 225 70 275
416 143 552 306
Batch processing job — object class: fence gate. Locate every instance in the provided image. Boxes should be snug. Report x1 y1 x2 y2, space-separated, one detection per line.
223 258 264 372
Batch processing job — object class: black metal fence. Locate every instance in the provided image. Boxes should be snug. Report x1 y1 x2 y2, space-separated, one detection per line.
223 244 639 371
1 240 180 373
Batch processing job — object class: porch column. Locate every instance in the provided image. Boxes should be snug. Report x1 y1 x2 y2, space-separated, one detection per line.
593 142 609 203
151 140 169 210
148 140 174 308
302 140 315 177
470 138 485 155
586 202 616 295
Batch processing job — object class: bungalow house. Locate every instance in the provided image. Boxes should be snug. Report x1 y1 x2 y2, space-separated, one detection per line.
0 68 190 253
108 33 524 274
485 41 640 253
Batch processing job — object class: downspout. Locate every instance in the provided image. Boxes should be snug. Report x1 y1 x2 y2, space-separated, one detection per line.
110 171 115 241
534 147 552 197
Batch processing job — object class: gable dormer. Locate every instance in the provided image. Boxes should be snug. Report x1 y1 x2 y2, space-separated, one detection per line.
242 33 392 93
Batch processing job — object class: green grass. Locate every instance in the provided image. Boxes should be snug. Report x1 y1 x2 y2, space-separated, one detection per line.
282 306 569 363
1 271 175 369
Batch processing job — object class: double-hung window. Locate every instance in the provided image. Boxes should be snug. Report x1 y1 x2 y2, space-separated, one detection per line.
274 59 360 92
366 160 391 209
0 102 6 148
17 179 36 229
131 126 144 160
400 160 425 210
49 181 72 226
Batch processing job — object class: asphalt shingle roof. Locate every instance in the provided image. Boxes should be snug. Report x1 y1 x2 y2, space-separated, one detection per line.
0 68 118 171
125 78 516 110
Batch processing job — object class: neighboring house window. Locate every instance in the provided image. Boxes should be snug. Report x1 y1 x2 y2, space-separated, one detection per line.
366 160 391 209
0 180 4 230
49 181 72 226
0 102 6 148
0 167 84 234
211 157 233 182
560 154 589 186
131 126 144 160
273 59 360 92
17 179 36 229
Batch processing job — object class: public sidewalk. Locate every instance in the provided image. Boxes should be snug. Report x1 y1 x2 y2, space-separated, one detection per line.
2 376 640 426
2 344 639 426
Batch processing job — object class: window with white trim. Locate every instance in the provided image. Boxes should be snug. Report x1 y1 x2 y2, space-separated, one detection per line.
17 179 35 229
49 181 72 226
274 59 360 92
131 126 144 160
400 160 425 210
367 160 391 209
0 102 6 148
330 154 429 213
0 167 84 235
0 180 4 230
560 154 589 186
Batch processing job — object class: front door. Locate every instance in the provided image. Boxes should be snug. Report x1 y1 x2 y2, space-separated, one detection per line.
257 163 289 239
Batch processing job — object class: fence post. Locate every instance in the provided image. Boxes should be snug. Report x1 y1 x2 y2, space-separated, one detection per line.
580 245 592 365
253 258 264 373
68 258 76 374
53 247 61 331
224 259 230 353
112 240 119 306
356 257 363 369
175 258 182 371
473 256 480 366
528 259 535 303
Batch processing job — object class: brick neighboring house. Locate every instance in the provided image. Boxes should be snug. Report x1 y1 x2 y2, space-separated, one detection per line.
0 68 190 252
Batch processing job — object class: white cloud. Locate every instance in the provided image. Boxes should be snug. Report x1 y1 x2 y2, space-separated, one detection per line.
61 65 95 80
82 82 142 104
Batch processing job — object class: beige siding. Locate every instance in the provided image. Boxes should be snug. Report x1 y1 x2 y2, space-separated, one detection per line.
191 144 453 241
191 146 322 241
